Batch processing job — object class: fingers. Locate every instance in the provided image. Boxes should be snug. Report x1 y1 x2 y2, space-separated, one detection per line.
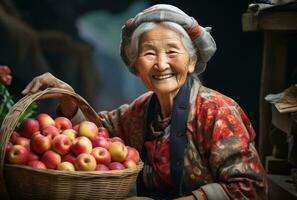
22 72 75 97
22 76 43 95
21 79 35 95
22 73 56 95
22 76 44 95
30 78 42 93
23 86 69 101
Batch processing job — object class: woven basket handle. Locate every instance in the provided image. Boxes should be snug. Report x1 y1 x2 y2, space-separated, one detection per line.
0 87 102 179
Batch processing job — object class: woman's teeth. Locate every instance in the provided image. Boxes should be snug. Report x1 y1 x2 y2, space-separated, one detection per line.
152 74 174 80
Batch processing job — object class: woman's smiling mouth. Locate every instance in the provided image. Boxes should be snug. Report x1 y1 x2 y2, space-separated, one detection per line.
152 74 174 80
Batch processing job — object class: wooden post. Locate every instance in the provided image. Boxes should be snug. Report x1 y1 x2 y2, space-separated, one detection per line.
259 32 288 162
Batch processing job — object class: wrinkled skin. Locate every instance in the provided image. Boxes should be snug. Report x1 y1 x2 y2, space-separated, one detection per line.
22 72 77 118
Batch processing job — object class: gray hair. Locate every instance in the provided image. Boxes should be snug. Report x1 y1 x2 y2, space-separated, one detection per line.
126 21 197 72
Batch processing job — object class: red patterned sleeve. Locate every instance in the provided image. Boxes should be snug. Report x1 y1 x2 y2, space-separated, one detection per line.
196 95 267 200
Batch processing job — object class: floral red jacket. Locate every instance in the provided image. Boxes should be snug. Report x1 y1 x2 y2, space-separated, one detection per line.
97 78 267 200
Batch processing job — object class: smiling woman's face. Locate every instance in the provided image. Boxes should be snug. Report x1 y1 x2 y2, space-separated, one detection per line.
135 24 195 97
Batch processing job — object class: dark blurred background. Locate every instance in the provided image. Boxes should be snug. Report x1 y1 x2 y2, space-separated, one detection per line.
0 0 263 141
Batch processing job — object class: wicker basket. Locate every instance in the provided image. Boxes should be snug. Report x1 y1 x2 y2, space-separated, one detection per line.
0 88 143 200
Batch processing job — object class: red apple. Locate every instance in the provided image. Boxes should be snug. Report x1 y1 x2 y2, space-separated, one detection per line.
10 131 20 144
74 153 96 171
57 161 75 171
5 142 13 160
55 117 72 131
71 136 92 156
62 153 76 165
31 131 40 139
41 150 61 169
6 145 29 165
91 147 111 165
41 125 60 139
28 160 47 169
61 129 77 141
92 136 110 149
109 137 124 144
52 135 72 155
31 133 52 154
14 136 30 151
126 146 140 164
109 141 128 162
26 152 39 164
107 162 125 170
19 118 40 139
95 164 110 171
78 121 97 141
19 118 40 138
6 142 13 152
123 159 137 169
37 113 55 128
97 127 110 138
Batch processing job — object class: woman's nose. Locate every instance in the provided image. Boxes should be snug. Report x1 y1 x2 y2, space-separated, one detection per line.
154 53 169 71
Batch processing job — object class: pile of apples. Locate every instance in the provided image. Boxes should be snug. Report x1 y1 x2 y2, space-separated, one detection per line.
5 113 140 171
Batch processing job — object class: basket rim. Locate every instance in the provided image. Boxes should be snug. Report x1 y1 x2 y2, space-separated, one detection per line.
4 161 143 178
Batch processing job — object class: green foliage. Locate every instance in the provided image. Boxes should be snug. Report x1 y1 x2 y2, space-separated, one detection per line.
0 84 38 129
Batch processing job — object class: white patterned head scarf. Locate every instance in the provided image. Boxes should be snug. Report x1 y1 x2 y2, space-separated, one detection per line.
120 4 217 75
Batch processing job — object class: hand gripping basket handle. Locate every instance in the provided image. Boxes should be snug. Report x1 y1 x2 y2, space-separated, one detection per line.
0 88 102 180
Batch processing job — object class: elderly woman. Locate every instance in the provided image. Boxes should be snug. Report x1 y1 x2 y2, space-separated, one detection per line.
22 4 267 200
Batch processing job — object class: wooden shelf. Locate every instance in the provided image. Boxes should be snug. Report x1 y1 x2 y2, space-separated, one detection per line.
242 11 297 32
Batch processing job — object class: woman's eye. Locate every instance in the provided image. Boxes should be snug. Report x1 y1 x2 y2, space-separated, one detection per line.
144 52 155 56
168 51 178 56
168 50 177 54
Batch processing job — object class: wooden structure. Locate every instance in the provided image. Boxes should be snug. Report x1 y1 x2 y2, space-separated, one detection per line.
242 3 297 199
242 3 297 162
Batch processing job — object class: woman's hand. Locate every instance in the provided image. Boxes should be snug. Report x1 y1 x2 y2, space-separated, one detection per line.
22 72 78 118
22 72 74 95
